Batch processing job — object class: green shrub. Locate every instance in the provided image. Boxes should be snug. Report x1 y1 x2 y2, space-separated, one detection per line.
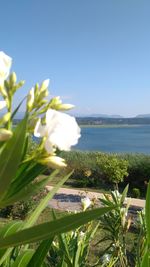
60 151 150 194
132 188 141 198
61 151 101 187
96 153 129 188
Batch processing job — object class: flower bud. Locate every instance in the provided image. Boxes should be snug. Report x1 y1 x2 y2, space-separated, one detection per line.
39 89 49 100
0 85 7 97
0 128 12 141
40 79 50 92
0 112 11 124
27 87 34 112
49 96 74 111
34 83 39 97
39 155 67 169
81 197 91 211
17 80 25 87
49 96 62 107
12 80 25 94
9 72 17 85
57 104 75 111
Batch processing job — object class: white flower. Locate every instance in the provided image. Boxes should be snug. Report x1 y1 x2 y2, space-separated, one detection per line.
81 197 91 211
34 108 81 153
0 52 12 85
0 101 6 110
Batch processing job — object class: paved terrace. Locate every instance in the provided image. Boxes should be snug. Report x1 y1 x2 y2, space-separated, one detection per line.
46 186 145 212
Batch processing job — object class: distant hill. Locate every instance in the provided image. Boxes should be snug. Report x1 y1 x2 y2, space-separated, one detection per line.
76 116 150 125
136 114 150 118
88 114 124 118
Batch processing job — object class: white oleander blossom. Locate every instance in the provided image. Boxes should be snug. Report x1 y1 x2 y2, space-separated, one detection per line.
0 51 12 85
34 108 81 153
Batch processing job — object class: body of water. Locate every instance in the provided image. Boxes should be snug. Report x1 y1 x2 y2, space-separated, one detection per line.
75 125 150 153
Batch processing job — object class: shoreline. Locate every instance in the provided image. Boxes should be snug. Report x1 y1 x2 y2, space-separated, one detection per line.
79 124 147 128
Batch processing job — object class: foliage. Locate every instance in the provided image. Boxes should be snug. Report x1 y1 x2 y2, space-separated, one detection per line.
1 51 149 267
96 154 129 187
61 151 100 187
46 211 99 267
97 186 148 267
133 209 147 266
0 52 115 266
121 153 150 186
97 186 132 266
132 188 141 199
59 151 150 195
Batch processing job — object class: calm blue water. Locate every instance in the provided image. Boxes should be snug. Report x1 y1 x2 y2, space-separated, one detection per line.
74 125 150 153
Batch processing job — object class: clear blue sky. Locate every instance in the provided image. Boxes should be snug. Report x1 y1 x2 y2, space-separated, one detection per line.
1 0 150 117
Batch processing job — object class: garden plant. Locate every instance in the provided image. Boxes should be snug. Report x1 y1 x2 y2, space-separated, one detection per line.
0 51 149 266
0 51 115 266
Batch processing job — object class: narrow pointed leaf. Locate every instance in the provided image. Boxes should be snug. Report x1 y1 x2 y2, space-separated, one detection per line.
27 238 53 267
7 163 46 198
1 170 59 207
141 251 149 267
21 134 29 162
0 221 23 265
52 210 72 266
24 171 71 228
0 117 27 200
11 250 34 267
11 97 26 120
0 206 115 248
120 184 129 204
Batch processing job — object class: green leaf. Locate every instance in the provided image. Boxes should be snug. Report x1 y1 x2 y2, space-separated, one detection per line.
52 210 72 266
24 171 72 229
7 163 46 198
21 134 29 162
141 251 149 267
0 221 23 238
1 170 59 207
0 221 23 265
11 97 26 120
11 250 34 267
0 117 27 201
120 184 129 205
73 239 81 267
27 238 53 267
0 206 115 248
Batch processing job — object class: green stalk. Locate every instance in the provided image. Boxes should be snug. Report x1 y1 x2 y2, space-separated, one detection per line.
6 95 12 130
